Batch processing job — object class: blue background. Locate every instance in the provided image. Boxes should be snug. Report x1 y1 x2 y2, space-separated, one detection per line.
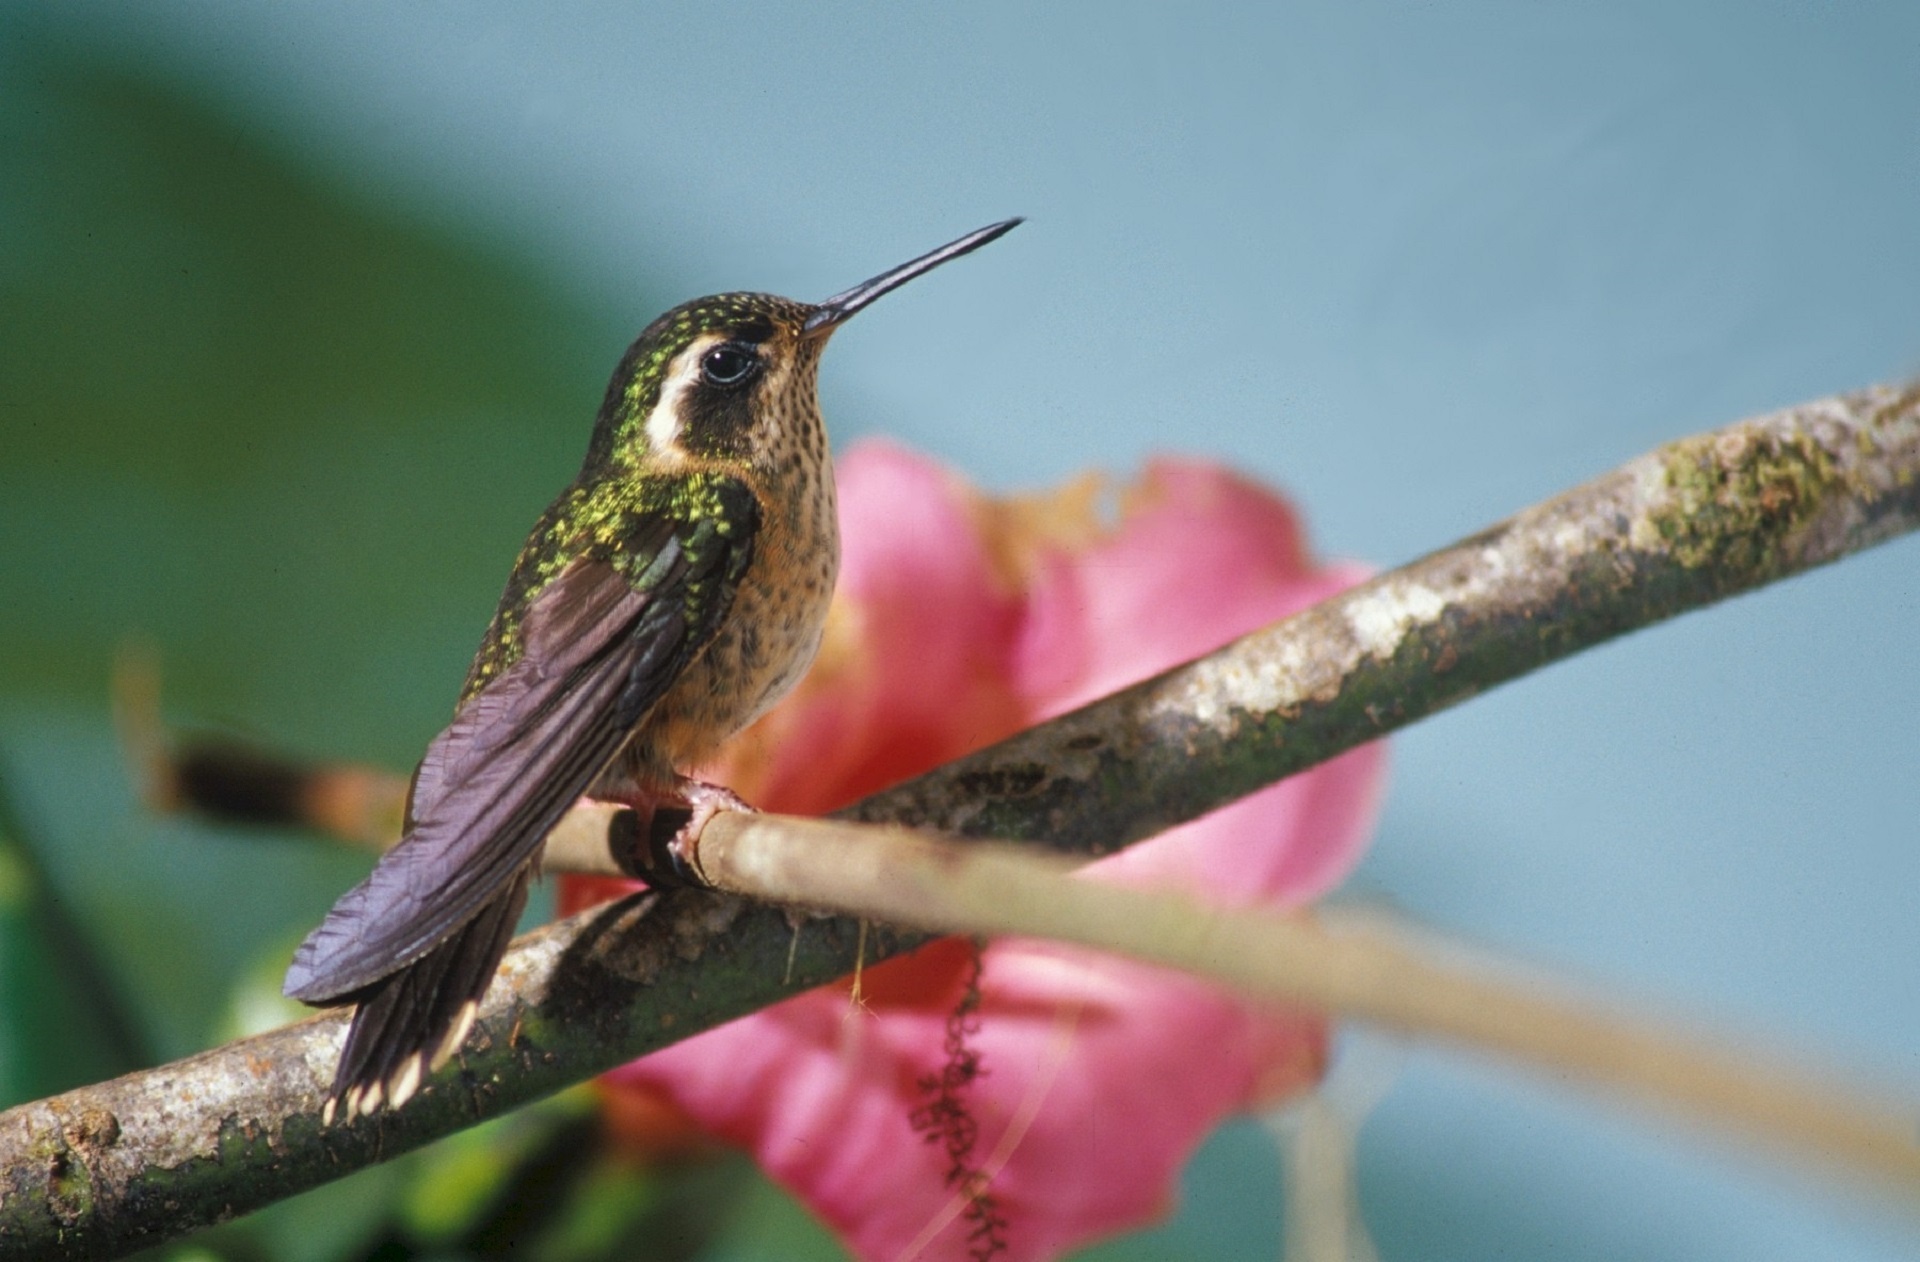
2 3 1916 1258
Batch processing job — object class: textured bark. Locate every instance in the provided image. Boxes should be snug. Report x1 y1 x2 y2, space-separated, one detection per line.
2 383 1916 1259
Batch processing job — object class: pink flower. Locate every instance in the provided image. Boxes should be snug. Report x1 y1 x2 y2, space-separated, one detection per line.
561 441 1386 1260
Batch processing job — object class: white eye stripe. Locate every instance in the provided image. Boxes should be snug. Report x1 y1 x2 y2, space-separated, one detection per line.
644 334 727 456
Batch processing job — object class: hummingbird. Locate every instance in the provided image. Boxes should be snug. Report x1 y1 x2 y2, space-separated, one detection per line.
284 219 1021 1122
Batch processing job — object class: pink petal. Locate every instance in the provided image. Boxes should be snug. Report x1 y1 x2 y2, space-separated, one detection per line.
569 441 1389 1260
1016 458 1357 718
610 937 1330 1261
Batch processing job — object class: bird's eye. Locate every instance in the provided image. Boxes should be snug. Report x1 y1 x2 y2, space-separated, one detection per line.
701 345 758 387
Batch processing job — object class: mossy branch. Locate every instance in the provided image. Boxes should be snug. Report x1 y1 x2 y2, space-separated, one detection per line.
2 384 1916 1260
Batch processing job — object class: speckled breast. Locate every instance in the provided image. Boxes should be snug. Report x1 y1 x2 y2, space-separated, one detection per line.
632 450 839 781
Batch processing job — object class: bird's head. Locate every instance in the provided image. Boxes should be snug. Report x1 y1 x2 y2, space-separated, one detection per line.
588 219 1020 474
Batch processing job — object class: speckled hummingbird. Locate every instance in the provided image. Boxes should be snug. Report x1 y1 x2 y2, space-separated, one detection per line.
284 219 1022 1122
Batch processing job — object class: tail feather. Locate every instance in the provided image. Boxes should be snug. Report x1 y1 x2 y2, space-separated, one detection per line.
324 869 531 1123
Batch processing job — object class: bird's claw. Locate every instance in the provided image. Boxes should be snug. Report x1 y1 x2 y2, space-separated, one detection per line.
624 780 754 887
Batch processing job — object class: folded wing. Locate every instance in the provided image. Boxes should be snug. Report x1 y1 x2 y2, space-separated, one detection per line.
283 487 757 1106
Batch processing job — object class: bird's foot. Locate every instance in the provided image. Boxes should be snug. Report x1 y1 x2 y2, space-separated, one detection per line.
615 779 755 888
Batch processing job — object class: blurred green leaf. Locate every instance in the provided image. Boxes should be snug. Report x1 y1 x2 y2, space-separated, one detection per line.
693 1166 847 1262
401 1099 599 1248
530 1159 663 1262
218 932 319 1045
0 19 655 765
0 762 148 1103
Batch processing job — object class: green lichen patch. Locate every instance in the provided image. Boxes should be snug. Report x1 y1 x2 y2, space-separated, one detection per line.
45 1143 92 1225
1649 425 1842 573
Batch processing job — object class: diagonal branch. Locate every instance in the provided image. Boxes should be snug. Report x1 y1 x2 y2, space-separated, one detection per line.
1 384 1915 1260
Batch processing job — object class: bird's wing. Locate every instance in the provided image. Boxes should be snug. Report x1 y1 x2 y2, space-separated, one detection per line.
284 485 758 1004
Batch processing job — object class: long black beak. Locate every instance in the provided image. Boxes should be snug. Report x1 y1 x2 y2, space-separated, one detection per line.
802 218 1022 336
